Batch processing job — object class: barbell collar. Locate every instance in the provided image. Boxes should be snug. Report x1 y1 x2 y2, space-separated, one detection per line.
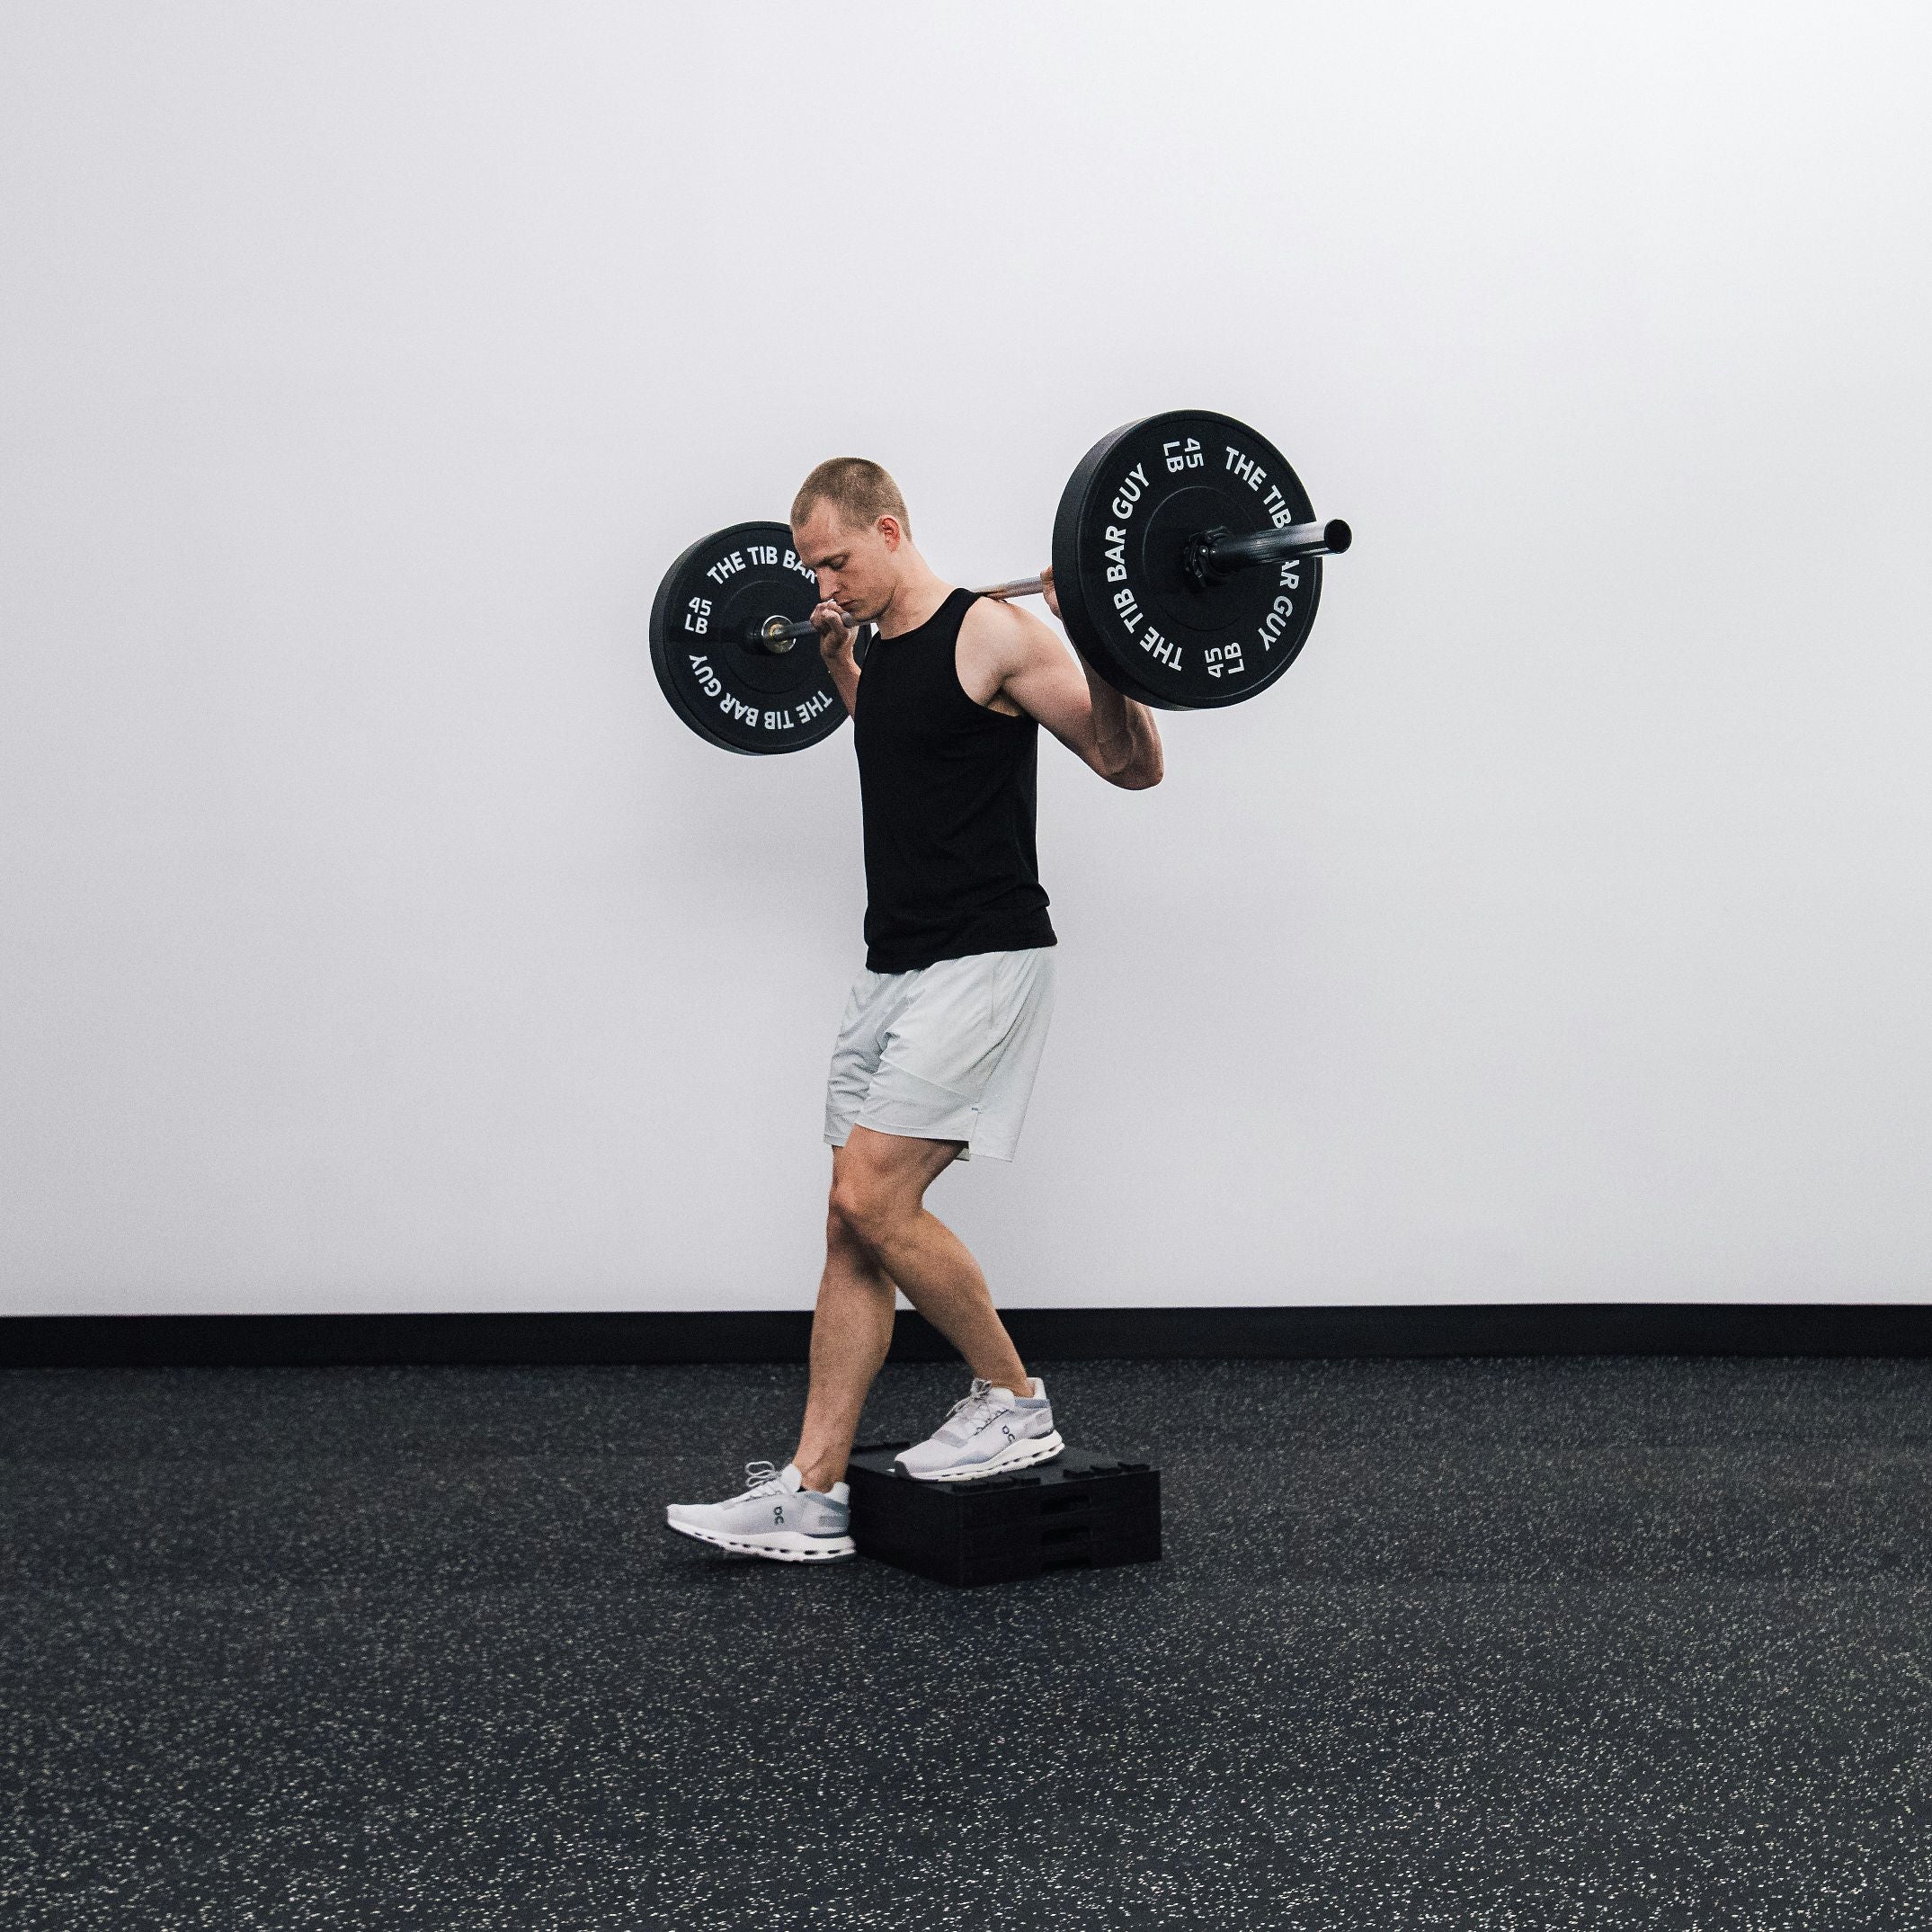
749 612 847 652
1182 519 1351 592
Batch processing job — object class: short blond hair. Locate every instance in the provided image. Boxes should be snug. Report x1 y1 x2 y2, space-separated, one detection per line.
791 458 910 538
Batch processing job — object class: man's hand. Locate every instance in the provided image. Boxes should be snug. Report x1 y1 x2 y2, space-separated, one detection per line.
812 600 863 718
1041 566 1061 622
812 600 858 662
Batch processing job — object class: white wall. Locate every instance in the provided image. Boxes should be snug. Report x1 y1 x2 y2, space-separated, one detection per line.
3 2 1928 1315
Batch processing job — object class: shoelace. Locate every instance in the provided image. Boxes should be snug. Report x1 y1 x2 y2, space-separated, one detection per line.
945 1378 1002 1429
735 1459 787 1500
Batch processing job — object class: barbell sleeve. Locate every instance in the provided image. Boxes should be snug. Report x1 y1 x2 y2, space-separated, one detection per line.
1184 519 1351 588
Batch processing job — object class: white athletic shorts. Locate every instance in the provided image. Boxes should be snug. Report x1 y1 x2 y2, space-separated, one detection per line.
823 946 1058 1164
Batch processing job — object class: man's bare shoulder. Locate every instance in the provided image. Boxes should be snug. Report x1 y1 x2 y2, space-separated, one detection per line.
960 591 1063 672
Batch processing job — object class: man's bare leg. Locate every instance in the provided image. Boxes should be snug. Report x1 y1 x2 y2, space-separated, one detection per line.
789 1128 1034 1494
788 1181 901 1495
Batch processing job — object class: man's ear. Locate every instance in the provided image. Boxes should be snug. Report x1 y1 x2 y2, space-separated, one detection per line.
877 515 902 551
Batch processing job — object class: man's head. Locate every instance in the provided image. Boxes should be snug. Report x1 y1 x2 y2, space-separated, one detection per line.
790 458 914 625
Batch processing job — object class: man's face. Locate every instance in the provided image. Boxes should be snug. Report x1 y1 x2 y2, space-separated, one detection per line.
791 504 903 622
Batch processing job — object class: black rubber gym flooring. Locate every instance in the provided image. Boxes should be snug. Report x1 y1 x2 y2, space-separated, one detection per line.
3 1355 1928 1929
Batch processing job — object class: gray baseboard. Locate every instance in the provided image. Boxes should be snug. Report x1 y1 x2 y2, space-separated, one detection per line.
3 1304 1928 1369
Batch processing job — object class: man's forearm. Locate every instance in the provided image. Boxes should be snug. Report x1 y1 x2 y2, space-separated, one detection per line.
823 645 861 717
1083 663 1163 788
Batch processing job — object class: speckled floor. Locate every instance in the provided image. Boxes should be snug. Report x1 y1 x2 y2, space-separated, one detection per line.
2 1355 1928 1930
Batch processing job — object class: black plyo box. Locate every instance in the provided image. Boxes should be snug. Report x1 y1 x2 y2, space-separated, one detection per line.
846 1443 1162 1587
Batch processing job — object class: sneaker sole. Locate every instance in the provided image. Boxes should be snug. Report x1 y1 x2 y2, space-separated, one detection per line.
896 1429 1066 1482
665 1518 856 1563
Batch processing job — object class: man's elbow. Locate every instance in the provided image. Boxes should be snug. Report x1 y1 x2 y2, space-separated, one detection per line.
1108 755 1163 791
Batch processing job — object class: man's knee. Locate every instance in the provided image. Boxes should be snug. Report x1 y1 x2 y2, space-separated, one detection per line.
824 1196 870 1257
828 1177 907 1252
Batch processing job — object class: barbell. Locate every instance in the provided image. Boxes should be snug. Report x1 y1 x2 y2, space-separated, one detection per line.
648 408 1350 756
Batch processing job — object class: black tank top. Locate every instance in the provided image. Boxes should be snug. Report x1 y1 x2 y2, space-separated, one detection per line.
852 588 1057 973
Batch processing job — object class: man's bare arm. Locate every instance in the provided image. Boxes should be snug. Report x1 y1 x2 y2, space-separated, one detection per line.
979 596 1163 789
812 601 862 716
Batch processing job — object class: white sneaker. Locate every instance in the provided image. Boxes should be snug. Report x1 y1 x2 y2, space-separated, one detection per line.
894 1377 1064 1482
665 1461 856 1563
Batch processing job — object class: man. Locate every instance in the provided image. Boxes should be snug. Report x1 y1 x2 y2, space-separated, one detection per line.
666 458 1163 1562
